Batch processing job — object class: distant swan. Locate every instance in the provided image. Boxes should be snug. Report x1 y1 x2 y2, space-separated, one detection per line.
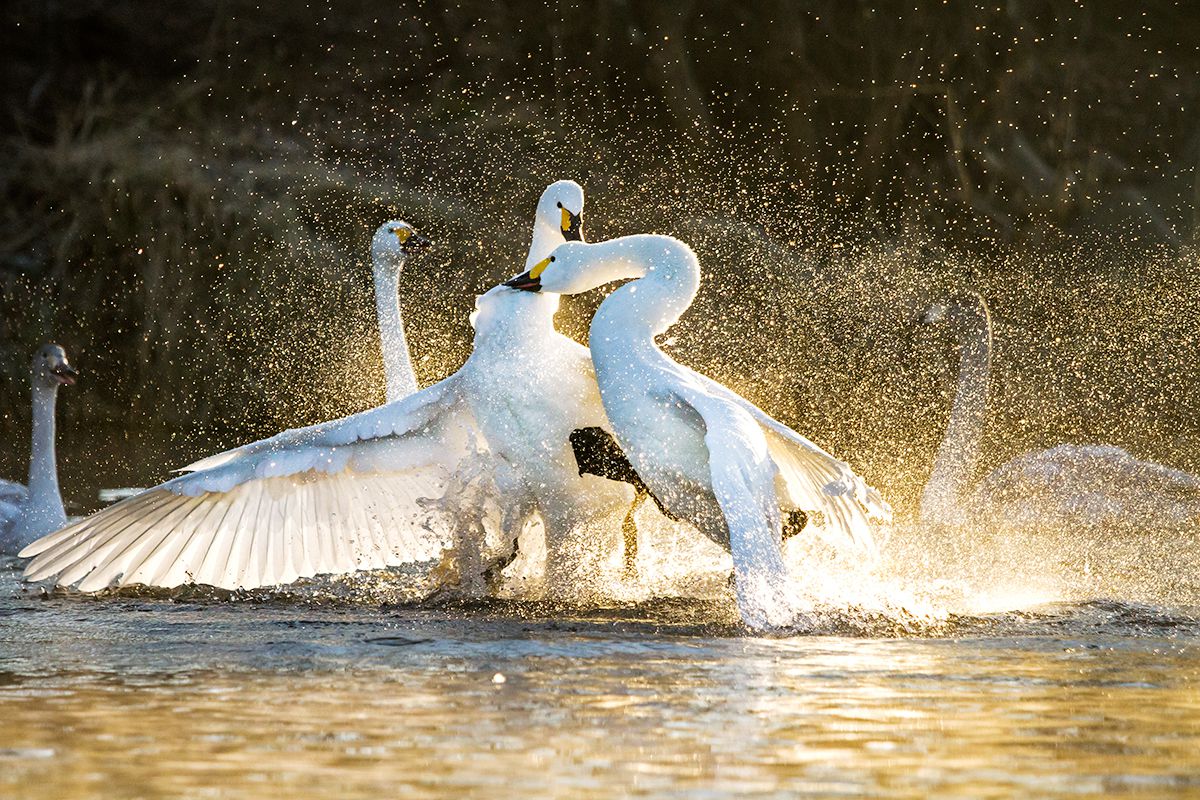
505 234 890 630
1 345 78 554
371 220 431 402
919 292 1200 532
20 184 632 592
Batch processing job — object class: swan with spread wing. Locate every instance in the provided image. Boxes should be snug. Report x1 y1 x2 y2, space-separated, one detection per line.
504 234 890 630
22 183 633 592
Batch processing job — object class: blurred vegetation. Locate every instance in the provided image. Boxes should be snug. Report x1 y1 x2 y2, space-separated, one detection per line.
1 0 1198 513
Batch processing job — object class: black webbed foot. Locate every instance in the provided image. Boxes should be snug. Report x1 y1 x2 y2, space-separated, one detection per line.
782 509 808 542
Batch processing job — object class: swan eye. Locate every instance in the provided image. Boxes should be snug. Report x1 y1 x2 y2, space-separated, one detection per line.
556 202 562 208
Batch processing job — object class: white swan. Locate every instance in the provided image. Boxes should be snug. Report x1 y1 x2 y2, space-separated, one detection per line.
371 220 431 402
1 344 78 554
19 182 631 592
919 292 1200 532
504 234 890 630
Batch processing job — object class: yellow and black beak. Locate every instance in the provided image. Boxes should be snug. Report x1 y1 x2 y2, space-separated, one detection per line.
50 362 78 386
504 256 550 292
397 229 432 253
560 207 582 241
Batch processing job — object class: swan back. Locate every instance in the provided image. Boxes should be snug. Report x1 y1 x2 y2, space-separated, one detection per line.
976 444 1200 531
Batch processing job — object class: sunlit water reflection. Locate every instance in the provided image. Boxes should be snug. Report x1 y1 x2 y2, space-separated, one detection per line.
3 555 1199 799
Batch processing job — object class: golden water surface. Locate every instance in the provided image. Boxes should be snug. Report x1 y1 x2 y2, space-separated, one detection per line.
2 564 1199 798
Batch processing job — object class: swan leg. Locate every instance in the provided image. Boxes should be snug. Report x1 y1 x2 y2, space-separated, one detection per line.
482 497 536 591
620 491 649 578
782 509 808 542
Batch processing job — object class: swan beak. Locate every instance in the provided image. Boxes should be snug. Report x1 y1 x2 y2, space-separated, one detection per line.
561 209 582 241
51 363 78 386
503 270 542 292
401 231 432 253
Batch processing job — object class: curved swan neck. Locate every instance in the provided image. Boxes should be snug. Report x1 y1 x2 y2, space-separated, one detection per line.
920 296 992 526
586 236 701 346
373 255 418 403
28 383 64 517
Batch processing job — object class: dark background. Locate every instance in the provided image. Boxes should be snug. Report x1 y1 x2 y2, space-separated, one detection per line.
2 0 1198 515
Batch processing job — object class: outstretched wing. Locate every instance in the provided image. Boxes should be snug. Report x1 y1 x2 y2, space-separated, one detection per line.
21 376 481 591
690 370 887 557
670 378 802 632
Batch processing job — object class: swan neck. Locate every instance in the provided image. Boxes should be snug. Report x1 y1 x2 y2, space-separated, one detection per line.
589 238 700 345
525 221 560 269
28 383 64 516
373 258 418 402
920 301 992 526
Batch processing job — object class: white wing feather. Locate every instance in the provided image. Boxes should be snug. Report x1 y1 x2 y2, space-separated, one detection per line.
690 370 887 556
20 377 477 591
670 381 802 631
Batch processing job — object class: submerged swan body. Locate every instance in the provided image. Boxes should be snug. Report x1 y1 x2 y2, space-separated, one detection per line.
919 293 1200 532
20 184 630 592
1 345 78 554
506 235 890 630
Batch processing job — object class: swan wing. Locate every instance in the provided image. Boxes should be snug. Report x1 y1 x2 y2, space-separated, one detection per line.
669 378 800 631
687 369 886 556
178 375 460 475
19 376 480 591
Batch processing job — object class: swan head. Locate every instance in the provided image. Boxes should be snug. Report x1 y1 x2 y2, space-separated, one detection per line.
371 220 432 272
507 236 679 294
526 180 584 268
32 344 77 389
919 292 989 328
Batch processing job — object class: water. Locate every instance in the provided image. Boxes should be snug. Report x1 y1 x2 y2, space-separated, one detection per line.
3 557 1199 799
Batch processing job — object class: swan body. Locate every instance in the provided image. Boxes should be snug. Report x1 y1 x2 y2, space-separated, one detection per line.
21 184 630 592
976 444 1200 531
506 235 889 630
920 293 1200 532
1 345 78 554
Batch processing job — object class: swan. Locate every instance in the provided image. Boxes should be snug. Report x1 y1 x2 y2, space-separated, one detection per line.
919 292 1200 532
1 344 78 554
371 220 431 402
19 182 632 593
503 234 890 630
